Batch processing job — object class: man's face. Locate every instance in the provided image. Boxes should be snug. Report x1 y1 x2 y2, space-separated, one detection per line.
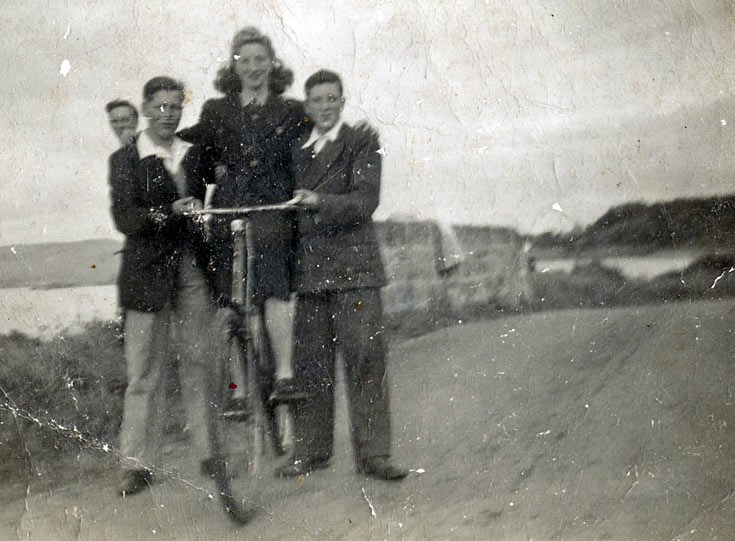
108 106 138 145
142 90 183 142
305 82 344 133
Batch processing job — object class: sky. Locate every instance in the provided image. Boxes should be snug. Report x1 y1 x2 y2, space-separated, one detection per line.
1 0 734 245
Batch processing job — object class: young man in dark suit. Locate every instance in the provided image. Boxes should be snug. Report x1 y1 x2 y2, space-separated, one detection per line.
276 70 407 481
109 77 224 496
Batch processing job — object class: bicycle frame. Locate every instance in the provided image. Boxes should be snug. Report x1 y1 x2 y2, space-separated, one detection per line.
189 201 301 315
185 202 301 523
188 201 300 305
191 201 302 423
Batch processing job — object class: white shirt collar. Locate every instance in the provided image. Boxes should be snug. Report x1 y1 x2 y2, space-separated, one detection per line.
301 118 346 152
136 130 192 176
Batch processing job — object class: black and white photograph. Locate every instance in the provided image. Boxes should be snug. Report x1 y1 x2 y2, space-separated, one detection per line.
2 1 735 539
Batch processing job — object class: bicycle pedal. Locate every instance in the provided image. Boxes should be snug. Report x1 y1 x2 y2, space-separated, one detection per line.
222 410 250 422
222 398 250 422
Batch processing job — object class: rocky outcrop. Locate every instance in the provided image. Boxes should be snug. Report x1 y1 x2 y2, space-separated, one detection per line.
376 221 530 330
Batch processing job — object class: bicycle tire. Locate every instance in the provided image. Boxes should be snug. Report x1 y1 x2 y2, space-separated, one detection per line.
216 332 259 498
215 321 291 522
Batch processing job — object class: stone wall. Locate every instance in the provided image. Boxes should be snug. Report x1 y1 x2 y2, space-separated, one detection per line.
375 221 530 330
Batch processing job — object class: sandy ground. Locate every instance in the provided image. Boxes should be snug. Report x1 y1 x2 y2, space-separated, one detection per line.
2 300 735 540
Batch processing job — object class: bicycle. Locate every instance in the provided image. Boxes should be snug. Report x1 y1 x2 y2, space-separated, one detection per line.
188 201 301 524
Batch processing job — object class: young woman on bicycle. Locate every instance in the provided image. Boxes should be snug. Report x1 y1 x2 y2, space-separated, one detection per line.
189 27 310 410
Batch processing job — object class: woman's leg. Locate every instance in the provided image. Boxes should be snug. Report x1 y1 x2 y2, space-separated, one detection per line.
261 297 294 380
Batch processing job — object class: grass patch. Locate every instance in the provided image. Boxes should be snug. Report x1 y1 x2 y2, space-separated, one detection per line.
4 252 734 496
0 321 126 484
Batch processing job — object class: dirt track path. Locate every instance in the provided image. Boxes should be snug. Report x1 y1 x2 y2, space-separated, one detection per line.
3 300 735 540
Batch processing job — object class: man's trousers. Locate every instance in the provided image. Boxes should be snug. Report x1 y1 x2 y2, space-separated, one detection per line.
291 287 391 465
118 256 223 473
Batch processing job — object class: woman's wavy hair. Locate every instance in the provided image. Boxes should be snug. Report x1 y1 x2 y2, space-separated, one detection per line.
214 26 294 96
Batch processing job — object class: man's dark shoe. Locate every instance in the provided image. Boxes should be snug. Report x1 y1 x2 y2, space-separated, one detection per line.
201 457 226 479
275 455 330 478
222 397 249 422
358 457 408 481
268 378 311 404
118 469 154 496
163 418 187 439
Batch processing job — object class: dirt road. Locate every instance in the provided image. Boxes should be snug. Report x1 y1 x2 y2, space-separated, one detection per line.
3 300 735 539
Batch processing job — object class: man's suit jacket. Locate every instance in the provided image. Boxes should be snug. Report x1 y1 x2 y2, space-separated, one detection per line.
108 139 213 312
291 124 386 293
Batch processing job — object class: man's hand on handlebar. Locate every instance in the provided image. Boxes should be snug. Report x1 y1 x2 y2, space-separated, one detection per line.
214 164 228 183
172 196 203 215
293 189 320 210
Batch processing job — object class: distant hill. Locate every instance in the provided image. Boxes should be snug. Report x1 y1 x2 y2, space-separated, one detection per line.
0 221 524 293
6 197 733 291
0 239 121 289
533 194 735 254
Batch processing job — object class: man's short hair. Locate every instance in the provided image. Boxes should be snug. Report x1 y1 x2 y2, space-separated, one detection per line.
304 70 343 97
105 99 138 119
142 77 185 103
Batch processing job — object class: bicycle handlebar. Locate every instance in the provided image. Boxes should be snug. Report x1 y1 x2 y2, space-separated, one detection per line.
184 201 303 217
